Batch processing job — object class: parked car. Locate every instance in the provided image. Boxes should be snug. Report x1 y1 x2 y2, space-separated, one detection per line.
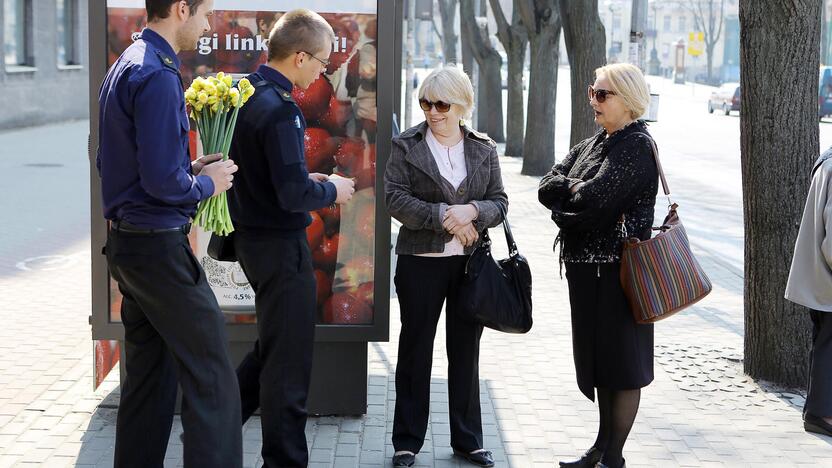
819 67 832 119
708 83 741 115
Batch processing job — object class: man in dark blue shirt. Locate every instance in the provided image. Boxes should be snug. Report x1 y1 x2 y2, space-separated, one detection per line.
227 9 354 467
97 1 241 466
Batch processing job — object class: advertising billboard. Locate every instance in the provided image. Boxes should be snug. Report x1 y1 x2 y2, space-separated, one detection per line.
92 1 393 397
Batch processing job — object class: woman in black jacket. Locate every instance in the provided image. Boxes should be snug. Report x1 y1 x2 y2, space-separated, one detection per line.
538 63 658 468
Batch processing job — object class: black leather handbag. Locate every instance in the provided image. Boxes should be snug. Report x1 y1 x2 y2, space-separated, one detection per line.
458 213 533 334
207 232 236 262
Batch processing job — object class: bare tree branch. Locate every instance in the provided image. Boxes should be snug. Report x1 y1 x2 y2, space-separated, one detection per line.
517 0 537 36
489 0 512 47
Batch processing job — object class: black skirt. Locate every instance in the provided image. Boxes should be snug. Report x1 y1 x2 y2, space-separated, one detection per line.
565 262 654 401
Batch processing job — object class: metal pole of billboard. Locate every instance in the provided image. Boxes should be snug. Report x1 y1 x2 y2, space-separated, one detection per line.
405 0 416 128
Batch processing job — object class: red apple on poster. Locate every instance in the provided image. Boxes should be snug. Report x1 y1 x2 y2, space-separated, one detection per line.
304 127 337 174
293 76 333 121
353 162 376 191
353 281 374 306
314 269 333 305
323 291 372 324
318 205 341 236
334 137 366 174
313 233 340 267
306 212 325 251
319 96 352 135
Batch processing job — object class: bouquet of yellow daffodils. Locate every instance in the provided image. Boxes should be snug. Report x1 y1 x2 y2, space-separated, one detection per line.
186 72 255 235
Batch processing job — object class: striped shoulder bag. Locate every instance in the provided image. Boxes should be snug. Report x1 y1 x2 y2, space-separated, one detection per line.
619 135 712 324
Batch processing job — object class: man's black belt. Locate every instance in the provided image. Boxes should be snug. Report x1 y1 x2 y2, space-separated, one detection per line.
111 220 191 235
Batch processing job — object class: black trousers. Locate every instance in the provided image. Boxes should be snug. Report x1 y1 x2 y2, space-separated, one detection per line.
392 255 484 454
105 230 242 468
807 310 832 416
234 231 316 468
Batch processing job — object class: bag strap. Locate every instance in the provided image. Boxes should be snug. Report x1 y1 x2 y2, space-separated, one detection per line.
633 132 670 197
479 204 518 257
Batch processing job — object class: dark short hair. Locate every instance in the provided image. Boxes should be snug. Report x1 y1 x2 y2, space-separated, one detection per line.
267 9 335 62
146 0 205 22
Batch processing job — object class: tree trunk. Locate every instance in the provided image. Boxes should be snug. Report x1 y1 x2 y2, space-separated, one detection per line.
740 0 820 387
460 0 505 142
822 0 828 65
520 1 561 176
706 42 715 83
505 34 527 156
559 0 606 148
490 0 528 156
438 0 459 64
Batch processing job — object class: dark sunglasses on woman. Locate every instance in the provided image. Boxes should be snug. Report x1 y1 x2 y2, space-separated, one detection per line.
419 99 452 113
588 85 616 103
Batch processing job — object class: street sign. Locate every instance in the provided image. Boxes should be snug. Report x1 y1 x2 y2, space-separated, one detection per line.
688 31 704 57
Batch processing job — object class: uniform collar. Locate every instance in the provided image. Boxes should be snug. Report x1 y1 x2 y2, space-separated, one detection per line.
140 28 181 69
256 64 293 92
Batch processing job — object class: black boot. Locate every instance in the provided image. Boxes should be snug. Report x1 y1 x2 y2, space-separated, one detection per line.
559 447 603 467
392 452 416 467
805 413 832 437
595 459 626 468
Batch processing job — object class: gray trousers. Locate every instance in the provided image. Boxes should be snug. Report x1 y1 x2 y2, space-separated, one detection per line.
807 310 832 417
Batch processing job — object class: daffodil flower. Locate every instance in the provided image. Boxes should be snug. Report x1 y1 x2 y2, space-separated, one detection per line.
184 72 258 236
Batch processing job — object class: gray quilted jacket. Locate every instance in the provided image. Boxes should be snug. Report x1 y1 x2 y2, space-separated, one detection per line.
384 122 508 255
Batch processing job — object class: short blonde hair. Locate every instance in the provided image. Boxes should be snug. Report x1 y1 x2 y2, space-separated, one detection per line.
595 63 650 119
268 9 335 62
418 65 475 119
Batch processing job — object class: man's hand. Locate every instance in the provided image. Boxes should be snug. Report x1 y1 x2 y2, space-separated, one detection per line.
192 153 223 174
443 203 478 233
452 223 479 247
200 159 238 196
309 173 329 183
569 181 585 195
329 174 356 204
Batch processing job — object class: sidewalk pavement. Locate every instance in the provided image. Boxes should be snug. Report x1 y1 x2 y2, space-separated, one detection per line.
1 102 832 467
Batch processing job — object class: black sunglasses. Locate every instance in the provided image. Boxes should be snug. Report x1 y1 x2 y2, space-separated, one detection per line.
588 85 616 103
297 50 330 68
419 99 452 113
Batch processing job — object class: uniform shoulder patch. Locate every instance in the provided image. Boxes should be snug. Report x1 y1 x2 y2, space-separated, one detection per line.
154 50 178 72
275 86 295 103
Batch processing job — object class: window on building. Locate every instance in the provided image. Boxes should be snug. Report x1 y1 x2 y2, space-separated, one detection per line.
57 0 79 66
4 0 30 67
663 15 671 32
678 16 687 33
612 15 621 32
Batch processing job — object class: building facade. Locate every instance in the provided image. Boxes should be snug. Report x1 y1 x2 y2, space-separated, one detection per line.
599 0 739 85
1 0 89 129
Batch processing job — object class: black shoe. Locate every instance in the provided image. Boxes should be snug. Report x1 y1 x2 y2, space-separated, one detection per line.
559 447 603 467
392 452 415 467
453 449 495 467
805 413 832 436
595 459 626 468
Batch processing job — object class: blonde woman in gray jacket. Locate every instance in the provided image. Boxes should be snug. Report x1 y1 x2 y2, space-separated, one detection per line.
785 147 832 437
384 65 507 467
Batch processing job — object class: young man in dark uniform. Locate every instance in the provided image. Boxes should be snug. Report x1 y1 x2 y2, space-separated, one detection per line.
96 1 241 466
227 9 355 467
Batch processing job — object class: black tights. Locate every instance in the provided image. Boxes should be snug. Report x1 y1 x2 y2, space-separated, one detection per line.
592 388 641 468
